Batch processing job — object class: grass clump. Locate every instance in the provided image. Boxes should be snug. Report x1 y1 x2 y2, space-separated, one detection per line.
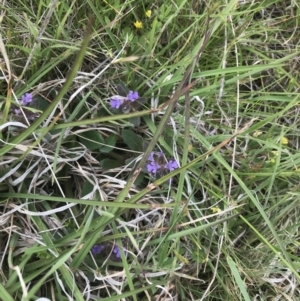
0 0 300 300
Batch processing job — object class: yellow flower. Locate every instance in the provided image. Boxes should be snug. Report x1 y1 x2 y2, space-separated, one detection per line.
134 21 143 29
211 207 221 213
252 131 263 138
281 137 288 145
145 10 152 18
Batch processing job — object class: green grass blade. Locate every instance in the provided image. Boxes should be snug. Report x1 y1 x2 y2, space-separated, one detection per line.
227 256 251 301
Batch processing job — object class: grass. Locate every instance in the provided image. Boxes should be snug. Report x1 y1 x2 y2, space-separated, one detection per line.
0 0 300 300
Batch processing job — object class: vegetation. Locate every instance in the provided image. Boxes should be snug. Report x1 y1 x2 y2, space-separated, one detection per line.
0 0 299 300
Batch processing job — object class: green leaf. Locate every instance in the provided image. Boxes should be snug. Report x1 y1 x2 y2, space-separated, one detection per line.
125 157 137 168
121 129 142 151
129 116 141 127
133 172 144 186
32 94 51 111
100 158 120 170
100 134 117 153
81 180 94 198
117 82 129 96
79 130 104 150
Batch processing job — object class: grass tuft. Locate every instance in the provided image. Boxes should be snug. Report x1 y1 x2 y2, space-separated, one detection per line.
0 0 300 300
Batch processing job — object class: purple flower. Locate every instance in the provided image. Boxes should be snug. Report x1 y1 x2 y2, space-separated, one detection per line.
14 108 21 115
146 151 178 178
148 152 154 161
91 244 127 260
167 160 178 171
110 88 145 114
14 93 33 115
127 91 139 101
110 96 124 109
147 161 159 175
113 245 127 259
91 244 105 255
21 93 33 105
113 246 121 258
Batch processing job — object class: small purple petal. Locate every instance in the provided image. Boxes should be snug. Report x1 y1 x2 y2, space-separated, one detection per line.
148 152 155 162
147 161 158 174
110 96 124 109
113 246 121 258
21 93 33 106
91 244 105 255
127 91 139 101
14 108 21 115
113 246 127 259
167 160 178 171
